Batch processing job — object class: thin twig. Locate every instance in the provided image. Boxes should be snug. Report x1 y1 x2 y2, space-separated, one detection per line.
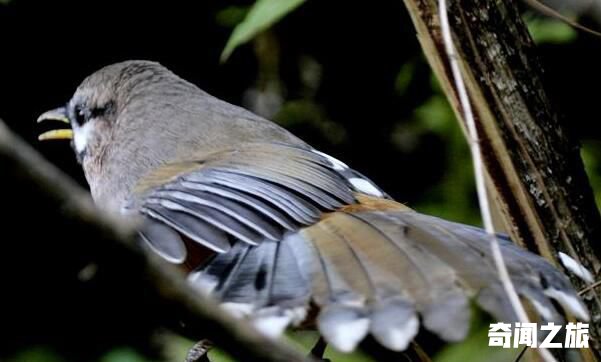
514 346 529 362
579 279 601 295
524 0 601 38
436 1 555 361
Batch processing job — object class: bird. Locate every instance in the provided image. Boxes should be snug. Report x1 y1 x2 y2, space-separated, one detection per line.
37 60 589 355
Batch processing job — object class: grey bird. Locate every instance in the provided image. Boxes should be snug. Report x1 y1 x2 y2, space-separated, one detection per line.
38 60 589 354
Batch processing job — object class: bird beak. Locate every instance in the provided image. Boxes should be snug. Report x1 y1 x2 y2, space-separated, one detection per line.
37 107 74 141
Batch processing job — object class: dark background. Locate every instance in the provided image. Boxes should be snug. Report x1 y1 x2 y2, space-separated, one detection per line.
1 1 601 361
0 0 438 205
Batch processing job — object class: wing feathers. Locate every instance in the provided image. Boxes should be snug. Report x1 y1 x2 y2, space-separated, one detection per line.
270 239 311 304
346 212 471 341
141 203 231 252
152 195 264 245
196 170 321 224
179 180 298 230
128 143 586 353
139 220 187 263
155 189 282 241
370 298 418 352
303 220 373 305
317 305 370 353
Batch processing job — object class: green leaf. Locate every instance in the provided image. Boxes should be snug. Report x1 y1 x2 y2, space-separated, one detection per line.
221 0 306 62
527 18 577 44
99 348 152 362
395 61 416 96
5 346 65 362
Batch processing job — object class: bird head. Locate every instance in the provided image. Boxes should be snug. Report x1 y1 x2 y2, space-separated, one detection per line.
37 60 168 165
36 61 189 210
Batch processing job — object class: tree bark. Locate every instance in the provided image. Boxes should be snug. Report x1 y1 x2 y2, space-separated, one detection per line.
401 0 601 359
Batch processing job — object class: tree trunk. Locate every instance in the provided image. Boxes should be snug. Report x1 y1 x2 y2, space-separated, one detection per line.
401 0 601 359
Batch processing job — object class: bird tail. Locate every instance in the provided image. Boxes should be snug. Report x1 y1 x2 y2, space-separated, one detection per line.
189 206 588 352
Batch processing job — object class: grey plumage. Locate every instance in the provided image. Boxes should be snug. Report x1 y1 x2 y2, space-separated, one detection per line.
179 180 299 230
38 60 589 353
140 219 187 263
143 201 231 253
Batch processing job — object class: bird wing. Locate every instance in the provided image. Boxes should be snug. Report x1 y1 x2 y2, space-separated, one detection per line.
129 142 588 352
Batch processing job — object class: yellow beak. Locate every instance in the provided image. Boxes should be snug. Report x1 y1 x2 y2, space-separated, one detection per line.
37 107 70 124
37 107 73 141
38 129 74 141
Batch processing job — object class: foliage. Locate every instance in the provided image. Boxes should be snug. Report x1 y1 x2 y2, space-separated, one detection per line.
582 141 601 206
5 347 65 362
221 0 306 61
407 92 479 225
527 17 577 44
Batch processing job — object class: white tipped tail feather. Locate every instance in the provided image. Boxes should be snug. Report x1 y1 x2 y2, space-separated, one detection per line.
558 252 594 284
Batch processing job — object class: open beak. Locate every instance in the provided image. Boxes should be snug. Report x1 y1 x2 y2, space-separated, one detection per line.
37 107 74 141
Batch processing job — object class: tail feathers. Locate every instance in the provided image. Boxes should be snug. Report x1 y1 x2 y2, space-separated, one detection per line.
369 298 419 351
348 212 471 341
476 285 518 322
188 209 587 353
521 285 563 322
317 305 371 353
403 212 588 322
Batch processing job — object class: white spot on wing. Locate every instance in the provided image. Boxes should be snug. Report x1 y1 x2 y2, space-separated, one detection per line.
349 177 384 197
544 288 590 321
558 252 594 284
312 149 348 171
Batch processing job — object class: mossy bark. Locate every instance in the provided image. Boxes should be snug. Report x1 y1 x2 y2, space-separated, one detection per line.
402 0 601 359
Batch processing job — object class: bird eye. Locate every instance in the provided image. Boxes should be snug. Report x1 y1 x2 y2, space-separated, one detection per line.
74 106 87 125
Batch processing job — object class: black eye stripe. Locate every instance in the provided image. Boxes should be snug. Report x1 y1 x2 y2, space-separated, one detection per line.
72 101 113 125
90 105 108 118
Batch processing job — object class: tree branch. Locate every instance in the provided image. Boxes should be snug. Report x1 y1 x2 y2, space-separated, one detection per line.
0 118 309 362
